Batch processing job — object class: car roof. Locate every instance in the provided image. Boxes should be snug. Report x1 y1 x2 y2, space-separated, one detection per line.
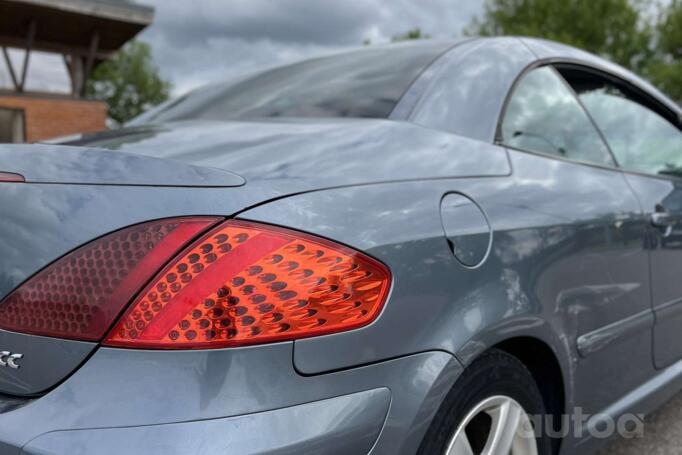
517 36 681 115
394 36 680 143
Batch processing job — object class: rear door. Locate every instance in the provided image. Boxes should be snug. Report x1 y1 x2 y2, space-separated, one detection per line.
560 66 682 369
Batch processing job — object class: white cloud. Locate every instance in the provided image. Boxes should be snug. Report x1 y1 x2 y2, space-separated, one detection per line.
0 0 485 96
1 49 70 93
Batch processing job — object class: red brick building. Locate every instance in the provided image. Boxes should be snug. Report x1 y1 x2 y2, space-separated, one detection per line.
0 93 107 142
0 0 154 142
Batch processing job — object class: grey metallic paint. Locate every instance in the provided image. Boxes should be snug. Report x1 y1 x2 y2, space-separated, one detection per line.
0 37 680 454
0 145 245 187
439 193 492 268
0 347 461 455
0 330 94 396
62 118 512 189
23 388 391 455
240 149 652 417
623 174 682 369
405 37 537 142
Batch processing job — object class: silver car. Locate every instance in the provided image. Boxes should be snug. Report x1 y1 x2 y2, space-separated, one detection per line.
0 37 681 455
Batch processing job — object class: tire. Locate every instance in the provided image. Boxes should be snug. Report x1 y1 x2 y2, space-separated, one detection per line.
417 349 554 455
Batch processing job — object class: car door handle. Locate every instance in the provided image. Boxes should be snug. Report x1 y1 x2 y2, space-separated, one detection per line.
651 211 676 237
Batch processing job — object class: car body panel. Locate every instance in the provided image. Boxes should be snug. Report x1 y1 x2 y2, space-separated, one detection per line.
0 330 94 396
0 346 461 455
0 183 278 301
241 147 653 418
439 192 493 267
622 174 682 369
519 38 682 379
571 355 682 454
61 118 512 190
401 37 537 142
0 144 245 187
22 388 391 455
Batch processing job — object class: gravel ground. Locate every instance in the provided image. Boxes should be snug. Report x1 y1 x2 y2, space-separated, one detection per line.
598 392 682 455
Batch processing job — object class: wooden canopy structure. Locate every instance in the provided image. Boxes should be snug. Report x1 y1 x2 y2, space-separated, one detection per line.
0 0 154 96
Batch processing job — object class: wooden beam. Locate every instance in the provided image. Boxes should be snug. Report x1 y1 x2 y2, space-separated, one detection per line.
18 20 36 91
62 54 75 95
81 31 99 97
1 47 20 90
69 54 85 97
0 35 114 60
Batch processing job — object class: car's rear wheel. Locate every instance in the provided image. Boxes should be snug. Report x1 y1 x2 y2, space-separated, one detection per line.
418 349 553 455
445 395 537 454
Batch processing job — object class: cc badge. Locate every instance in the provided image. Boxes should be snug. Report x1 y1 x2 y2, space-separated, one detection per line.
0 351 23 369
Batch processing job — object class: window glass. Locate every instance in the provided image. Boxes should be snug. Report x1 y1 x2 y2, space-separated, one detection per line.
568 77 682 177
138 42 452 123
501 66 613 166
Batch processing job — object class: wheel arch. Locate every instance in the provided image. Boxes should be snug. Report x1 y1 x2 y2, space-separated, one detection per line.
494 336 566 447
455 318 572 453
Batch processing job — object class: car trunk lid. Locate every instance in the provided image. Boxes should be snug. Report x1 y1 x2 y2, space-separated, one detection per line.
0 144 245 187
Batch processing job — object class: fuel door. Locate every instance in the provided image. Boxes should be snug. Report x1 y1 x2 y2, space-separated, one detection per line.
439 193 492 268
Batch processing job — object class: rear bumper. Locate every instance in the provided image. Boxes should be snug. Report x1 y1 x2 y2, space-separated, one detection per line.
0 343 462 455
22 389 390 455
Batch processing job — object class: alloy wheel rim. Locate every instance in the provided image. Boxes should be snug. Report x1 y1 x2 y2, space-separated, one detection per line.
445 395 538 455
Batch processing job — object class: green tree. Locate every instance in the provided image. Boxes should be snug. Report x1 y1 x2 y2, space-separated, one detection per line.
466 0 653 72
392 28 431 42
363 28 430 46
86 40 171 125
648 0 682 102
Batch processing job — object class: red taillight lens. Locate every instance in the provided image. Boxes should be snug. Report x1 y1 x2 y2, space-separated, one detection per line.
0 217 220 341
0 172 25 182
104 220 391 349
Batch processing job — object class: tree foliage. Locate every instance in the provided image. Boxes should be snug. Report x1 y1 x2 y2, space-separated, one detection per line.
86 40 171 125
467 0 652 71
648 0 682 101
363 27 430 46
467 0 682 102
392 28 431 42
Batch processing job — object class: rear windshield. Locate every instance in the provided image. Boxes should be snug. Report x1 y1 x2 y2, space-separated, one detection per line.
137 42 452 123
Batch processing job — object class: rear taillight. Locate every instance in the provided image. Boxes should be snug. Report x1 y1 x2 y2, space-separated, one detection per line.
0 217 220 341
104 220 391 349
0 217 390 349
0 172 25 182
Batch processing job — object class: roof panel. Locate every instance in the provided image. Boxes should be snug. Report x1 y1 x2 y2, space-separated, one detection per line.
7 0 153 24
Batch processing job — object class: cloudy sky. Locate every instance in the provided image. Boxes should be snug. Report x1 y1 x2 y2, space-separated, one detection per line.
0 0 484 96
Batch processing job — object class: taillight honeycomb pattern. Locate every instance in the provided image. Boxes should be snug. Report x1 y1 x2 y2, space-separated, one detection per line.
105 220 391 348
0 217 219 341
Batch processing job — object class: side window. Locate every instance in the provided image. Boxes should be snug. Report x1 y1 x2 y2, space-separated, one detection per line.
500 66 614 166
561 69 682 177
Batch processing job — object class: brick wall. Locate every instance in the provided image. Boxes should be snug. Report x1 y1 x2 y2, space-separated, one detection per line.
0 94 107 142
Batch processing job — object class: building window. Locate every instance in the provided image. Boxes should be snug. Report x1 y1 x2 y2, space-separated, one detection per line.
0 107 25 143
